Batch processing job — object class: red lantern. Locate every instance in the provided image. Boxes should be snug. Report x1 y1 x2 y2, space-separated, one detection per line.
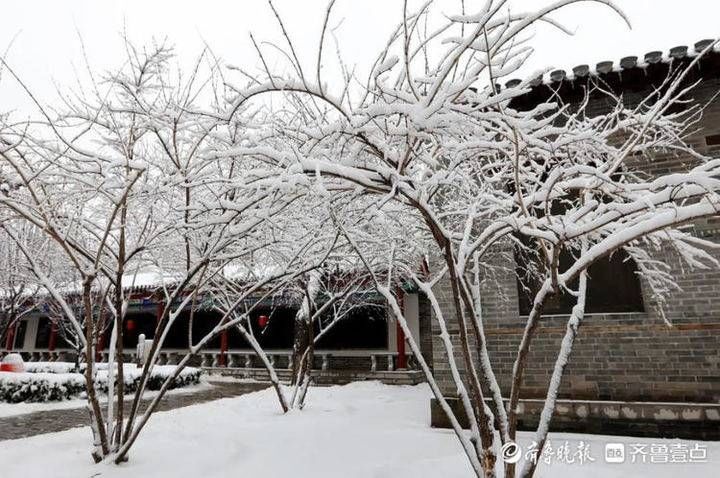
126 319 136 331
258 315 269 328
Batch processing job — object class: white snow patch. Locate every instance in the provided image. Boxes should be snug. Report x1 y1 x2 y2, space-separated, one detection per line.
0 383 717 478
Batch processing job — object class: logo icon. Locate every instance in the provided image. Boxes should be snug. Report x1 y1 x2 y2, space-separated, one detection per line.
501 441 522 464
605 443 626 463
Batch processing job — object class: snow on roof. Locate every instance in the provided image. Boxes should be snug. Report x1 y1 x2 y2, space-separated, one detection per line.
121 269 183 292
502 38 719 89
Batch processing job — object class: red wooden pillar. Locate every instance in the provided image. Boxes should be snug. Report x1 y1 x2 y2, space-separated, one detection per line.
4 322 16 351
48 322 58 352
396 289 407 370
219 329 228 367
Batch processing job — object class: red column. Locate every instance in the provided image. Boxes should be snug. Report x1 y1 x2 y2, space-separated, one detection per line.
219 329 228 367
48 322 58 352
4 322 16 351
396 290 407 370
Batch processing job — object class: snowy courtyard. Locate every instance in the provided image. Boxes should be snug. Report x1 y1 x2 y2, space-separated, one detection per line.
0 382 717 478
1 1 720 477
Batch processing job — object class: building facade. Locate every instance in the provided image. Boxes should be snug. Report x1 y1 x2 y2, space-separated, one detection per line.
3 286 429 385
429 41 720 439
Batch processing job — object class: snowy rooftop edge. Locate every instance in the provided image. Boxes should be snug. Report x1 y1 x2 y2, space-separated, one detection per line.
502 38 719 90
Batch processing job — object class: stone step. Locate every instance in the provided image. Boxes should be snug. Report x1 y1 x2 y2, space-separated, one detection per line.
204 367 426 386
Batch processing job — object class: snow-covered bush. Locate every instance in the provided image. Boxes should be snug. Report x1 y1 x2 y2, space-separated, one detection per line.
0 373 85 403
0 365 202 403
23 361 77 374
144 366 202 391
93 366 203 395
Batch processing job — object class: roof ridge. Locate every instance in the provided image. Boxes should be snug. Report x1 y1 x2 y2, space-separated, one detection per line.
502 38 718 90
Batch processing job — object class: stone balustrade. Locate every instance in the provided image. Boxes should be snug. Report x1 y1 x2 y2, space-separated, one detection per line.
5 348 418 375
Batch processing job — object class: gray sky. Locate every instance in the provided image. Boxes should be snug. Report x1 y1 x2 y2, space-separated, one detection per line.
1 0 718 112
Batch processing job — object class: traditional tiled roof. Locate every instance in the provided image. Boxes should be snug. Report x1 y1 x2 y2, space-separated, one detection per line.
505 39 720 109
507 39 718 88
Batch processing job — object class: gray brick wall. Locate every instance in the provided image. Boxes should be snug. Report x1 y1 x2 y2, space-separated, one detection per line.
418 293 434 372
429 75 720 405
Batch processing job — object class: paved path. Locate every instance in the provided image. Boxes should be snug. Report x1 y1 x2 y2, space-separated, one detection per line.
0 381 268 441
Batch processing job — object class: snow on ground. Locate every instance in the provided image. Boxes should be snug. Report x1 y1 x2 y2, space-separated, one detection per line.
0 382 717 478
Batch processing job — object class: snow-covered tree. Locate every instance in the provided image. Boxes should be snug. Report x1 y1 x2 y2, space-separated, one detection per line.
217 1 720 477
0 222 45 348
0 40 324 464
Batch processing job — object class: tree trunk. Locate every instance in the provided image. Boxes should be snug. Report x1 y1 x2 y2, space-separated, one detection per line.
291 312 310 385
82 277 109 463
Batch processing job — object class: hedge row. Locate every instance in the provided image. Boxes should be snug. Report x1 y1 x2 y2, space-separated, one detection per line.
0 365 202 403
23 362 77 374
94 366 203 395
0 373 85 403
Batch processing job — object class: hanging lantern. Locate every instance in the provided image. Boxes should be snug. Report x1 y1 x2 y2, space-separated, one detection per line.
258 315 269 328
126 319 136 331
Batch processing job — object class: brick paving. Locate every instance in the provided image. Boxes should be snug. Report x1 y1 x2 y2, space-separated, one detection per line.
0 381 268 442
